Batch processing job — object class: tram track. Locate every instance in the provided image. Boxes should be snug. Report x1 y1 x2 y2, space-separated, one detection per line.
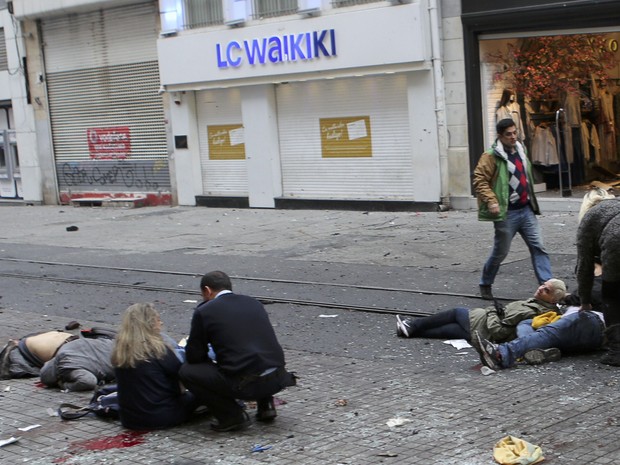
0 257 491 317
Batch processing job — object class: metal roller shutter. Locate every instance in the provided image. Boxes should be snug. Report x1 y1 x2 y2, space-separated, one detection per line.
42 2 170 194
276 75 414 200
0 28 7 71
196 88 248 196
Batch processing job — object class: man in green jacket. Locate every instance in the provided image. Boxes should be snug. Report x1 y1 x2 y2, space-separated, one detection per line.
473 118 552 300
396 279 566 344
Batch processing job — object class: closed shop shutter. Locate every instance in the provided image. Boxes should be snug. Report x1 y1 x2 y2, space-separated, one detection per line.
276 75 414 200
0 28 7 71
196 88 247 196
42 2 170 194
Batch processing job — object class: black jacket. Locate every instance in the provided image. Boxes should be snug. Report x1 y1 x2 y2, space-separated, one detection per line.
185 293 285 377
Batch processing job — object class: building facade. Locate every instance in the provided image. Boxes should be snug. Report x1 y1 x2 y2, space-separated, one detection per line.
11 1 619 209
0 0 39 202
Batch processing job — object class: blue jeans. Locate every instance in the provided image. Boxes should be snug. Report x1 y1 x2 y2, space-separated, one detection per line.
480 206 552 286
498 312 605 368
409 307 471 340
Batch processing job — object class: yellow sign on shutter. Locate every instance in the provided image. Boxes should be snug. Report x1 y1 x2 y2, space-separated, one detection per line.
320 116 372 158
208 124 246 160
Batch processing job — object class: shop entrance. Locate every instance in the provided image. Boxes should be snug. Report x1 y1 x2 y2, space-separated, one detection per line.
479 31 620 192
0 129 21 199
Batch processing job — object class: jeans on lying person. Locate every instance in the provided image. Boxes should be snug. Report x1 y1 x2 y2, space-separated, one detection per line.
498 311 605 368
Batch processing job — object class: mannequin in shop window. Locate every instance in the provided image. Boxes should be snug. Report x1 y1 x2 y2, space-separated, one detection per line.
496 89 524 142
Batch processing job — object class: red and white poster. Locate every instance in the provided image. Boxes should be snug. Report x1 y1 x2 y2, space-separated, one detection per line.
87 127 131 159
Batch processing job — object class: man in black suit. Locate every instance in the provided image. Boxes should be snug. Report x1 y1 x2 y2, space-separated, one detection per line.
180 271 296 432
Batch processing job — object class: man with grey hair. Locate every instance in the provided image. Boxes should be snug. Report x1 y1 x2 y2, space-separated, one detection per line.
396 279 566 345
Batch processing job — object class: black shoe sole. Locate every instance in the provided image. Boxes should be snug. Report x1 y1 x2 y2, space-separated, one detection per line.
256 410 277 422
210 413 251 432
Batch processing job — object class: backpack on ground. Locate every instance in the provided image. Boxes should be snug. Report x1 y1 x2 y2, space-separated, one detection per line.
58 384 120 420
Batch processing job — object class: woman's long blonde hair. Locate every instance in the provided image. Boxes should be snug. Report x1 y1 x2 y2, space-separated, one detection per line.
578 186 615 222
111 303 168 368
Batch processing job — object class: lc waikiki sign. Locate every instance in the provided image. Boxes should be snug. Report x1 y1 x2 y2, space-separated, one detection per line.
216 29 336 68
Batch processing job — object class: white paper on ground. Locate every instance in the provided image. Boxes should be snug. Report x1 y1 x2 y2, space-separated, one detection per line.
0 437 20 447
443 339 472 350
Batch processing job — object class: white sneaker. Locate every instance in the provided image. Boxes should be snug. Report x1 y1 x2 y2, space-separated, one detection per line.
396 315 412 338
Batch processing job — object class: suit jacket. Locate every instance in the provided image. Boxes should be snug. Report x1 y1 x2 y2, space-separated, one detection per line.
185 293 285 377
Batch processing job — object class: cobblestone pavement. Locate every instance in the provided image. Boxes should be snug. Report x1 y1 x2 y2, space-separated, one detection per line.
1 203 620 464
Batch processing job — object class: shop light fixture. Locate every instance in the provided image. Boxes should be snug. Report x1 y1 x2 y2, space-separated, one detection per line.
298 7 320 17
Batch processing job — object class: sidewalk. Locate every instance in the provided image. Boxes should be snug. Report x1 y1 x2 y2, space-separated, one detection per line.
1 204 620 464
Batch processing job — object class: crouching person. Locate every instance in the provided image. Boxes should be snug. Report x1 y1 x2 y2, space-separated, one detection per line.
112 303 199 430
180 271 297 433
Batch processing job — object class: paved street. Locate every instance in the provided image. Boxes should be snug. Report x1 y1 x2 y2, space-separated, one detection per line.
1 201 620 464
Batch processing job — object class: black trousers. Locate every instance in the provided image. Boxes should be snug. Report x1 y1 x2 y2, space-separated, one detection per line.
179 363 294 422
602 279 620 327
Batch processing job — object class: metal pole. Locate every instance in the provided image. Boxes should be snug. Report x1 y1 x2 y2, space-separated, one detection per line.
555 108 572 197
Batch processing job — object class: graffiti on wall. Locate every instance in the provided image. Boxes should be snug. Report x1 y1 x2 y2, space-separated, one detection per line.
58 159 170 192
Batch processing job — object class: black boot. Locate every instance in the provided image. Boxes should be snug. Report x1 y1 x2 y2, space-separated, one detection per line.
600 324 620 367
256 396 277 422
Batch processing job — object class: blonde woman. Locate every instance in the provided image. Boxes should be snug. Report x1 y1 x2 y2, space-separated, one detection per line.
112 303 198 430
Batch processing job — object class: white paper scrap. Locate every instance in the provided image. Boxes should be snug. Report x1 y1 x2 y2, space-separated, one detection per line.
0 437 20 447
18 424 41 432
318 314 339 318
386 418 412 427
183 299 198 303
480 366 496 376
443 339 472 350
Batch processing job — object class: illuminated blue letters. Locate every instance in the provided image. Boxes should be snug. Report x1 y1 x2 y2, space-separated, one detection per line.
216 29 337 68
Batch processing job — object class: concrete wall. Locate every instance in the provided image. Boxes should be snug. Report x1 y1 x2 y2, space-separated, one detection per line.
441 0 474 208
0 9 44 203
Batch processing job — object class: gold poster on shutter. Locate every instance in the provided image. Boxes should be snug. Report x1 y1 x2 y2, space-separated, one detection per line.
207 124 246 160
320 116 372 158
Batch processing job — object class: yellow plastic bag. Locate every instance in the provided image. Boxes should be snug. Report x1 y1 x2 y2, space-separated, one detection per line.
532 311 561 329
493 435 544 465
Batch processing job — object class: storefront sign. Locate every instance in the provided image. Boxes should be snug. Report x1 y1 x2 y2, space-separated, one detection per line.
208 124 246 160
320 116 372 158
216 29 336 68
87 127 131 159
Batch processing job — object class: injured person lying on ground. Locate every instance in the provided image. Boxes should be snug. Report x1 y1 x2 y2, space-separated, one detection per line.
395 279 566 346
475 270 607 370
474 306 605 370
0 327 116 391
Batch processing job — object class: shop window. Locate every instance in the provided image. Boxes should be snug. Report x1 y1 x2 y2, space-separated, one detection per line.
332 0 382 7
182 0 224 29
480 32 620 188
253 0 297 18
0 29 7 72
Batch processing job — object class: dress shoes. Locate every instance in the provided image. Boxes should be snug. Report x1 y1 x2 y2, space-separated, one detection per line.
210 411 251 432
256 397 277 422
